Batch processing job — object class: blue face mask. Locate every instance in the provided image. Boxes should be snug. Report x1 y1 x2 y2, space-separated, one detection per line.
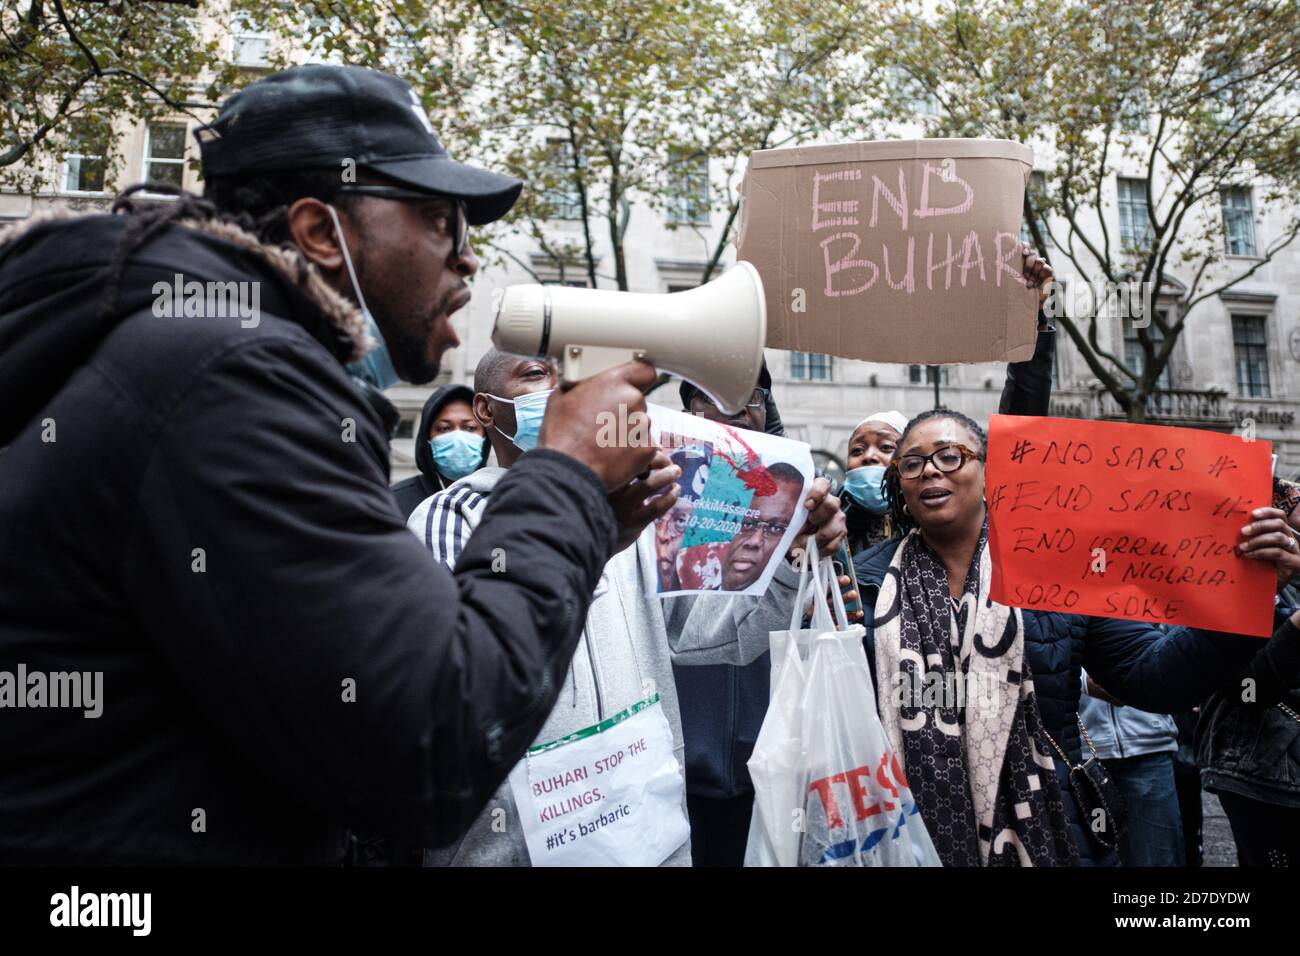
429 430 485 481
347 312 401 391
488 388 553 452
327 204 402 392
843 464 890 514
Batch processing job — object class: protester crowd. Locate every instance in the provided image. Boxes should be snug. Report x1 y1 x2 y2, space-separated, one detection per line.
0 63 1296 869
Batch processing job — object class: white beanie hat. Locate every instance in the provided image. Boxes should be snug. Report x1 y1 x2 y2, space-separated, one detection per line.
853 410 909 437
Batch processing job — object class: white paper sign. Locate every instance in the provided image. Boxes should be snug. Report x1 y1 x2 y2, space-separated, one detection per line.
507 695 689 867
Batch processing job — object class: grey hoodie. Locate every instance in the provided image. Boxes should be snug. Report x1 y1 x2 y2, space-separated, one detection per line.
408 467 800 865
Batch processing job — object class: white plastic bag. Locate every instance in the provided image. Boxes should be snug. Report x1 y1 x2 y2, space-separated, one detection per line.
745 547 941 867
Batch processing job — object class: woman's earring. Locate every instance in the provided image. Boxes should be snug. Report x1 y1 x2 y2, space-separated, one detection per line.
902 503 911 516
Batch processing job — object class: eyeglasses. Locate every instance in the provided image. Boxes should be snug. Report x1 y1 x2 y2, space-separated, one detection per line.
738 517 788 540
689 387 770 413
335 185 469 257
891 443 984 480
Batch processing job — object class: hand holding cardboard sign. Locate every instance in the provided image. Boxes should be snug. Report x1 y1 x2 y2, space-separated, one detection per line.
1020 241 1054 305
737 138 1040 365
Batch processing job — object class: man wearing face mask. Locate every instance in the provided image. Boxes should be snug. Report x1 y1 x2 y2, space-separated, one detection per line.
0 65 663 865
406 350 847 866
391 386 489 520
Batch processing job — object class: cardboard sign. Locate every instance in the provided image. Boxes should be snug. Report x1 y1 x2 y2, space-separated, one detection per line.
648 402 814 596
736 138 1038 365
986 415 1275 637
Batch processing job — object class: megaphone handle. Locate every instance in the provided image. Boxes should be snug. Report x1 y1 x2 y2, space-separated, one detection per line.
562 345 648 383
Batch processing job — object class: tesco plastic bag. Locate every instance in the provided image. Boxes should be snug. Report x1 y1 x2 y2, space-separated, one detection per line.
744 547 941 867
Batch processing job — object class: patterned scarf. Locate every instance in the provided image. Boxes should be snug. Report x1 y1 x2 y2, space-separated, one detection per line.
872 527 1078 867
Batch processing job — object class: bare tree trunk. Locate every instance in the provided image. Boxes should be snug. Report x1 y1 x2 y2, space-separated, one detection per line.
1127 402 1148 424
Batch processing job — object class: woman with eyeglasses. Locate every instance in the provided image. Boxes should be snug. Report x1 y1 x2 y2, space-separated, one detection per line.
840 243 1059 554
851 408 1300 866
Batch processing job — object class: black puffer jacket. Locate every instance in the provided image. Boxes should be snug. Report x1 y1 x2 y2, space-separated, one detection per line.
391 384 487 520
0 210 614 864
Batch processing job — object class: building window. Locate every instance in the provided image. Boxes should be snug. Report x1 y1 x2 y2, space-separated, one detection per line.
1117 177 1153 249
908 365 948 385
1232 315 1271 398
1123 319 1172 390
62 120 108 194
543 140 586 220
667 151 710 225
1119 88 1149 133
1021 171 1047 245
1221 187 1257 257
143 123 187 189
790 352 831 381
231 15 272 67
303 15 347 66
1203 64 1247 130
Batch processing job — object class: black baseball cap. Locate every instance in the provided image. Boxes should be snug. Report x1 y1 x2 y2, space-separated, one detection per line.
196 64 522 225
679 359 772 408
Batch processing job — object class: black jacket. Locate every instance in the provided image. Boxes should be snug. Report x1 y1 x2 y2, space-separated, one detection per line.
0 212 614 864
1196 602 1300 809
390 384 485 520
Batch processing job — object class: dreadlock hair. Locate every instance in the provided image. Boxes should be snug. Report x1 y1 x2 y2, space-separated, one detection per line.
99 181 224 327
98 169 361 349
202 166 356 246
884 407 988 534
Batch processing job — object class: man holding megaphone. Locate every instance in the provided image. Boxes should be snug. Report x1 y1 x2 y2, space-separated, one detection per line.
0 64 678 865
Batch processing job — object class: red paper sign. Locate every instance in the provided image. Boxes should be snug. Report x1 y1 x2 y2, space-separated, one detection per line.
986 415 1274 636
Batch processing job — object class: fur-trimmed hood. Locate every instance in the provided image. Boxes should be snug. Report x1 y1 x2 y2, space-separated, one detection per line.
0 207 371 446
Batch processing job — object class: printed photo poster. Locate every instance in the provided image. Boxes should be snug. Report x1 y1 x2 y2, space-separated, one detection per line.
647 402 814 597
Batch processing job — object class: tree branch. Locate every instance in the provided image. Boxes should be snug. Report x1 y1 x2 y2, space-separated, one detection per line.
1186 219 1300 310
50 0 217 118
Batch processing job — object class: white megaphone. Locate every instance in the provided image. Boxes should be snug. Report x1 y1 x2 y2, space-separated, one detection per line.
490 261 767 414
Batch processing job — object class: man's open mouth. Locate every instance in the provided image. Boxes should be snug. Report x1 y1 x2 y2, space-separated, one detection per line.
448 287 472 314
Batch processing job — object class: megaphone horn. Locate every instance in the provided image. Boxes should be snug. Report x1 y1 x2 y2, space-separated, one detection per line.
490 261 767 415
